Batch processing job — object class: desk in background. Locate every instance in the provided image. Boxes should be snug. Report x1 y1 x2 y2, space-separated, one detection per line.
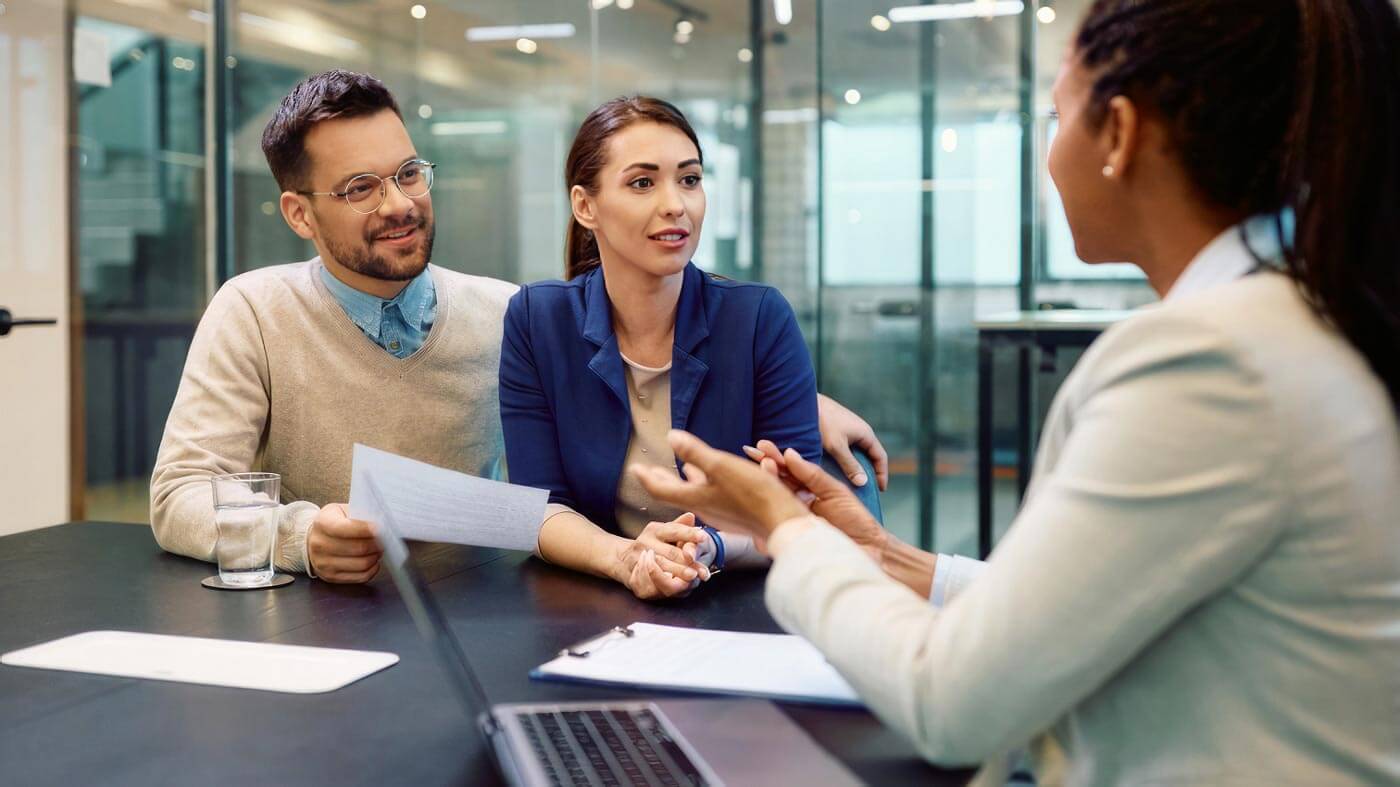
974 310 1134 557
0 522 971 786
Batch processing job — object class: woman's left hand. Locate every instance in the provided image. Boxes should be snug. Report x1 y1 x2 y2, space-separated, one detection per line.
631 431 810 543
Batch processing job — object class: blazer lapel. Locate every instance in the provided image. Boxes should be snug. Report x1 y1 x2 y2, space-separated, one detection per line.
581 269 630 409
671 264 713 431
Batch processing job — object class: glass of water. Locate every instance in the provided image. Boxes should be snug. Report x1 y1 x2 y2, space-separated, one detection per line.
210 473 281 587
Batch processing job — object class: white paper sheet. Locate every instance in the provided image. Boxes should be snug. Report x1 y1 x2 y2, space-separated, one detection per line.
72 29 112 87
1 631 398 694
348 443 547 551
533 622 862 707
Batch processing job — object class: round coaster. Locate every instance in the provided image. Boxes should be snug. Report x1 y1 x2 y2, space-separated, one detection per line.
201 573 295 591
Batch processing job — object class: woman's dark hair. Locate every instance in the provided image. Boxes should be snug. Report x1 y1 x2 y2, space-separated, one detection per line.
1076 0 1400 410
260 69 400 192
564 96 703 279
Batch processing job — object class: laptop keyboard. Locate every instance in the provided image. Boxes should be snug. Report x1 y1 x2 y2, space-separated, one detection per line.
518 707 708 787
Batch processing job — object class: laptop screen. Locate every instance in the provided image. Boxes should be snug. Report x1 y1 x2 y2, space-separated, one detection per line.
362 476 495 723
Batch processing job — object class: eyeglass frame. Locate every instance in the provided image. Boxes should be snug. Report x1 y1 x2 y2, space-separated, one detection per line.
297 159 438 214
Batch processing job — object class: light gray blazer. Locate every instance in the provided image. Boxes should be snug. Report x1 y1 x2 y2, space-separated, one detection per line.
766 229 1400 785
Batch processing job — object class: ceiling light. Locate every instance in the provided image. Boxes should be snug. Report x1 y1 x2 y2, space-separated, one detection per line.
617 0 633 8
763 107 819 125
674 31 691 44
515 37 538 54
431 120 509 136
888 1 1025 23
941 128 959 153
676 20 694 35
737 47 753 63
237 12 361 52
467 23 575 42
591 0 614 8
1036 5 1056 23
773 0 792 26
844 89 861 105
410 4 426 20
418 104 433 119
871 15 891 31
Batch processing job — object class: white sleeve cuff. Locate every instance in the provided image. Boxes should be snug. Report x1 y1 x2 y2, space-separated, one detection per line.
929 553 989 607
719 532 771 569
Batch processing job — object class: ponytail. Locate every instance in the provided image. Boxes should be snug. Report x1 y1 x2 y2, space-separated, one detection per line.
1283 0 1400 410
565 218 601 280
1076 0 1400 409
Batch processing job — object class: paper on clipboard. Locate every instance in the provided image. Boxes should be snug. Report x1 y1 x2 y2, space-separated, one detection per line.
532 622 862 708
348 443 547 551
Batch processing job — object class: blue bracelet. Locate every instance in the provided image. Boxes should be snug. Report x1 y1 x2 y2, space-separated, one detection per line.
701 526 725 572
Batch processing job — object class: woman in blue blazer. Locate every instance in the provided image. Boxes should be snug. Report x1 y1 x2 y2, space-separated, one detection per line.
499 96 820 600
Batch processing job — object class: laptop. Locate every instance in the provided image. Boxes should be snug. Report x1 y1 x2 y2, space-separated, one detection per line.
364 477 861 787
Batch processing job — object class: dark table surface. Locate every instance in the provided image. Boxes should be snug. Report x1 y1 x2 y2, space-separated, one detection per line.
0 522 969 786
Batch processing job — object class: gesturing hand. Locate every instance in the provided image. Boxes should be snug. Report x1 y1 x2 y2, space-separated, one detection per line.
631 431 811 544
743 440 888 563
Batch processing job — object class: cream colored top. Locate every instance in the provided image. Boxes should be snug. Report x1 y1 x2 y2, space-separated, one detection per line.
765 227 1400 785
541 352 763 568
149 260 517 574
614 354 687 538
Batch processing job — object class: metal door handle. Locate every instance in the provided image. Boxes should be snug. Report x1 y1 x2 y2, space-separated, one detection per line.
876 300 919 317
0 308 58 337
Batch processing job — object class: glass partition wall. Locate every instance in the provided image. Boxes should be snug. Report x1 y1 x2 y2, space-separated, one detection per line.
813 0 1151 553
71 0 1150 555
226 0 759 283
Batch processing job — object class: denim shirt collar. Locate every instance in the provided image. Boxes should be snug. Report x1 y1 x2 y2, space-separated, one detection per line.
319 263 435 341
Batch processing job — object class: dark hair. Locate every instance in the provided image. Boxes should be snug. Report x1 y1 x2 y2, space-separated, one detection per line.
1076 0 1400 410
260 69 401 192
563 96 703 279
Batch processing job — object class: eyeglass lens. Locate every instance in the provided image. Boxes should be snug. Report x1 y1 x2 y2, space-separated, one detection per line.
343 161 433 212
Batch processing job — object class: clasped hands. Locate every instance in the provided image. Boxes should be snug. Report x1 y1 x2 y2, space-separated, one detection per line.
614 512 714 601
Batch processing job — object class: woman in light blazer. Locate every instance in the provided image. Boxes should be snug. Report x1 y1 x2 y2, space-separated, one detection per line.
634 1 1400 784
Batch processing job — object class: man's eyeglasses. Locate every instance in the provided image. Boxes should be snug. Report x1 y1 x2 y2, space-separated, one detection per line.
299 159 437 214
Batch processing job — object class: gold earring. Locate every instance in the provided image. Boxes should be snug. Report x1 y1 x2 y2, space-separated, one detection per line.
1102 165 1116 178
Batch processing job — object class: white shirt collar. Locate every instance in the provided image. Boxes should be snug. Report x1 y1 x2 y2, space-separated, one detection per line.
1164 215 1284 303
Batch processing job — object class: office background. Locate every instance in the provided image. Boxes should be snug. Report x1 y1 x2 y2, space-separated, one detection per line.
4 0 1175 550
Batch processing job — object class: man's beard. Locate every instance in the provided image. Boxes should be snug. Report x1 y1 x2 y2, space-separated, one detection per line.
325 216 436 282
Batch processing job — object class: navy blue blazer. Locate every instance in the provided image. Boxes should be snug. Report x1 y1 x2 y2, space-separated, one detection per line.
499 263 820 535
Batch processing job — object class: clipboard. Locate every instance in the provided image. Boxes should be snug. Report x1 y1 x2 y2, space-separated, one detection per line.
530 622 862 708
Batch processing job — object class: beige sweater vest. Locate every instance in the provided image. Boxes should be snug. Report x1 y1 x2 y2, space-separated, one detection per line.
150 259 517 573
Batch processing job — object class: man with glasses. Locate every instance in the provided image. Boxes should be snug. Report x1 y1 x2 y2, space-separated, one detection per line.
150 70 516 583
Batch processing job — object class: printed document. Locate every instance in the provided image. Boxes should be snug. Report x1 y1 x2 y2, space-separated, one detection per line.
348 443 547 551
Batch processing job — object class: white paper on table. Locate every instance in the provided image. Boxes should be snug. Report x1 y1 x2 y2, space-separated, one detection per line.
348 443 547 551
1 631 398 694
532 622 862 707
